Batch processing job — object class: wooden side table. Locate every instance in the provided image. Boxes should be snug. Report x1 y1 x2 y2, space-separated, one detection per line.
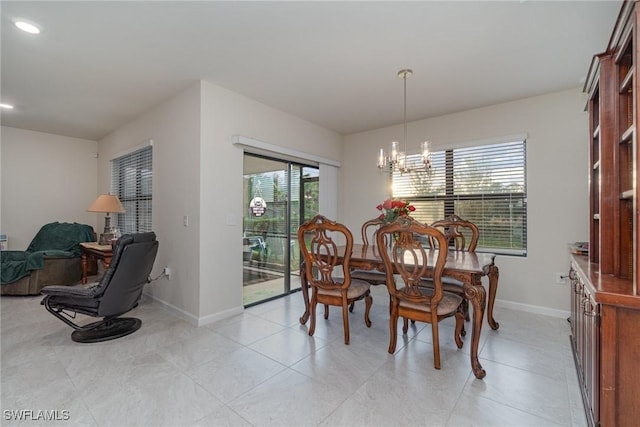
80 242 113 284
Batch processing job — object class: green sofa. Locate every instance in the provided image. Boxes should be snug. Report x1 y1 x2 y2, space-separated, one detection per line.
1 222 95 296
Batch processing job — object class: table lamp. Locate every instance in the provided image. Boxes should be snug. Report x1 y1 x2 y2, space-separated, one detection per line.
87 194 125 244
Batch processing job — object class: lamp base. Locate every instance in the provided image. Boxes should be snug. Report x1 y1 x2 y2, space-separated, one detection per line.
103 215 112 235
98 233 114 245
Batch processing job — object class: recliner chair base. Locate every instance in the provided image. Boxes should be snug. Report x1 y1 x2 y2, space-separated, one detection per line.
71 318 142 343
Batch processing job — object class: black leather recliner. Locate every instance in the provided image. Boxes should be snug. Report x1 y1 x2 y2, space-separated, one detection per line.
41 232 159 343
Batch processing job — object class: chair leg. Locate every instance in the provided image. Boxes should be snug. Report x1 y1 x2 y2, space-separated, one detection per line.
342 302 350 345
431 317 441 369
349 302 355 312
454 308 465 349
309 293 317 337
324 304 329 319
363 293 372 327
402 317 409 334
460 299 467 336
388 303 398 353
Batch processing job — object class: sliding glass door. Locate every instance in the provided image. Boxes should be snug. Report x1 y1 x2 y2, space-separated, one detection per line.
242 153 318 306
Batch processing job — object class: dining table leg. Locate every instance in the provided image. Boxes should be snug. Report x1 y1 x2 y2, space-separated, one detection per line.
299 262 310 325
487 265 500 330
466 277 487 379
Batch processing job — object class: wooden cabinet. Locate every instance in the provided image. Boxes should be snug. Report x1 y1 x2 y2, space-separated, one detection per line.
573 2 640 426
570 256 640 427
569 261 599 426
569 265 598 426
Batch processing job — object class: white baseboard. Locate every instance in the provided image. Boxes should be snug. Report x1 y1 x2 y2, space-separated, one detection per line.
196 306 244 327
495 298 570 319
142 293 200 325
142 292 244 327
142 293 568 328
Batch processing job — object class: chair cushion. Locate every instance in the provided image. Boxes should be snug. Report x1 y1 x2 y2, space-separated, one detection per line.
317 279 371 299
41 282 102 314
41 283 100 298
419 277 464 295
398 290 463 316
350 269 386 284
442 276 464 287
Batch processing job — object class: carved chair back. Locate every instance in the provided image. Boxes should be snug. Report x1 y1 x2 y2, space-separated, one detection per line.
430 214 479 252
361 217 384 246
298 215 354 292
297 214 373 345
377 217 448 304
376 216 464 367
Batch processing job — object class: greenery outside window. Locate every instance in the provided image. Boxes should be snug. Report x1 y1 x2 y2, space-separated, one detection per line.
111 145 153 234
392 139 527 256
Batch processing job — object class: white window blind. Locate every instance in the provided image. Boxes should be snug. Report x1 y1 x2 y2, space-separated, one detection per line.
111 145 153 234
392 140 527 255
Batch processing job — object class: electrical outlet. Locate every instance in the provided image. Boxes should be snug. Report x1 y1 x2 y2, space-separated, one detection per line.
555 272 566 284
163 267 171 280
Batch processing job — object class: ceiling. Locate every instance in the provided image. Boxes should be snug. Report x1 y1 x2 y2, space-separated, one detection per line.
1 1 622 141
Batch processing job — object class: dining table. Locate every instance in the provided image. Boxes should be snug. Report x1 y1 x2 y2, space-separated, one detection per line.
298 243 500 379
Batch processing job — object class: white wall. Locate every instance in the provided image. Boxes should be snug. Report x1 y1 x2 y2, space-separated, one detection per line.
199 81 343 324
1 126 98 249
342 88 589 315
98 84 202 320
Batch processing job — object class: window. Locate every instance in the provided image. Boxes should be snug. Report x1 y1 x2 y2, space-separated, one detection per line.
392 140 527 255
111 145 153 234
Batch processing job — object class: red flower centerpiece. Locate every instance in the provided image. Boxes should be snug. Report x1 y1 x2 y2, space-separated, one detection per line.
376 198 415 223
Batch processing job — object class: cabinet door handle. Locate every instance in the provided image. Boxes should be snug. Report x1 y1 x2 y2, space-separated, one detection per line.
581 298 597 316
569 268 577 281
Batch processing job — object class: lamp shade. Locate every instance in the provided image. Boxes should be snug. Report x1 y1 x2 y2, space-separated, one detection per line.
87 194 125 213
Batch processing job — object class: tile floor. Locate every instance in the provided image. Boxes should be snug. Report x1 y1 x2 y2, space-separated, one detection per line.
1 285 586 426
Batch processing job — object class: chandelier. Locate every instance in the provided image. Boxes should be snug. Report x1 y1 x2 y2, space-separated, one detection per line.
377 69 432 174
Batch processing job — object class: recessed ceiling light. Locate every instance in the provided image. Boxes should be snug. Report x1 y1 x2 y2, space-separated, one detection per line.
13 19 41 34
0 103 15 110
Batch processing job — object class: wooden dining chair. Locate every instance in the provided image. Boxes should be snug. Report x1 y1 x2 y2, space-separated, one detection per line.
350 217 388 287
361 217 384 246
421 214 479 324
431 214 479 252
298 215 372 345
376 217 464 369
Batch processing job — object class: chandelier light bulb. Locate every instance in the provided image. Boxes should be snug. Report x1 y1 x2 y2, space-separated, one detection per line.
391 141 399 163
378 148 386 168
